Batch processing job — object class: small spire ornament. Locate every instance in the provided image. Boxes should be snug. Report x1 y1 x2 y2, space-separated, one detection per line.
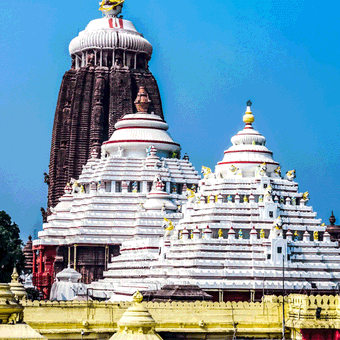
134 86 151 112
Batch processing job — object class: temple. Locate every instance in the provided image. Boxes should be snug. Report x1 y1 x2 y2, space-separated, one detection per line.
30 0 340 305
89 102 340 301
47 0 164 208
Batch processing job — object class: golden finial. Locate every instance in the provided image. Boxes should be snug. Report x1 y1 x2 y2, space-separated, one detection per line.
243 100 255 124
132 290 143 303
11 267 19 283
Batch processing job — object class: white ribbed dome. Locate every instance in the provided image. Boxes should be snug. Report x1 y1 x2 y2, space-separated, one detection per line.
102 113 180 158
69 17 153 56
215 105 279 177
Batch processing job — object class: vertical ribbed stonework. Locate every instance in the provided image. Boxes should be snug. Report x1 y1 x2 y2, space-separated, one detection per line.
48 67 164 207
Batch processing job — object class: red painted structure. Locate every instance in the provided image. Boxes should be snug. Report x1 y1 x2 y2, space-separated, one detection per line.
32 246 56 299
32 244 119 299
301 329 340 340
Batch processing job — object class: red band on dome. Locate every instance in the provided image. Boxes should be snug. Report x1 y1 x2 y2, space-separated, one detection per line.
217 161 279 165
103 139 180 147
116 126 167 131
224 150 273 155
118 117 165 123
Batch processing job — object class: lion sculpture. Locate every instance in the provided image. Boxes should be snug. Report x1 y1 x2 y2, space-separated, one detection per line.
285 169 296 181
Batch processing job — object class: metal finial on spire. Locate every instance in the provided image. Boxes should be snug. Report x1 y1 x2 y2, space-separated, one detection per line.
243 100 254 124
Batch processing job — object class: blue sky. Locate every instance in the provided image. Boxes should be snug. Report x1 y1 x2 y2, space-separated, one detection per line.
0 0 339 242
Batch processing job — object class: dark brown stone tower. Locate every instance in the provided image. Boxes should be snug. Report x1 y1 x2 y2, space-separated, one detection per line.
48 1 164 207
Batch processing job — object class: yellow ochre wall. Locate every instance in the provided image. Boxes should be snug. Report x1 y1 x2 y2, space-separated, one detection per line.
22 294 340 340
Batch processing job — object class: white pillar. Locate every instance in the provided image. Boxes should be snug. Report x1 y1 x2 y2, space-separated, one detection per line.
228 227 236 240
323 231 331 242
192 226 200 241
303 230 310 242
142 181 148 193
250 227 257 243
181 229 189 241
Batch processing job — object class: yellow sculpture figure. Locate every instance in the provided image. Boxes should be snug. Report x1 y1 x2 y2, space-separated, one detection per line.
164 218 174 231
218 229 223 238
260 229 265 239
215 195 218 203
230 164 239 173
243 196 249 203
274 166 281 176
164 218 174 238
201 166 212 178
99 0 124 12
186 188 195 199
302 191 309 201
80 185 85 194
314 231 319 241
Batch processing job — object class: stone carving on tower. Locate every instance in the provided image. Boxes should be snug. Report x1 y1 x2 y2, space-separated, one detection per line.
48 0 164 207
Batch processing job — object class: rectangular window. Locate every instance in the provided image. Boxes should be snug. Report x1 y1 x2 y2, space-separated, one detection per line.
267 254 271 260
277 247 282 254
269 211 274 218
264 184 268 188
147 182 153 192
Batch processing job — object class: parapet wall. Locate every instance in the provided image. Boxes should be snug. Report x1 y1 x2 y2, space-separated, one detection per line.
23 295 340 340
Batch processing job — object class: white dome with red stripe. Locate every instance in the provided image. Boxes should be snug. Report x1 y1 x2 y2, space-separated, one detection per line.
215 102 279 177
69 5 152 57
102 87 180 158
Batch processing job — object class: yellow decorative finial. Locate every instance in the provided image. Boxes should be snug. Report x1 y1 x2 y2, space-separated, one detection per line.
132 290 143 303
11 267 19 283
243 100 255 124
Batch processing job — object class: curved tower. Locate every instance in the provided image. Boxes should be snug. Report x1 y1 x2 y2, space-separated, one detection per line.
48 0 164 207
